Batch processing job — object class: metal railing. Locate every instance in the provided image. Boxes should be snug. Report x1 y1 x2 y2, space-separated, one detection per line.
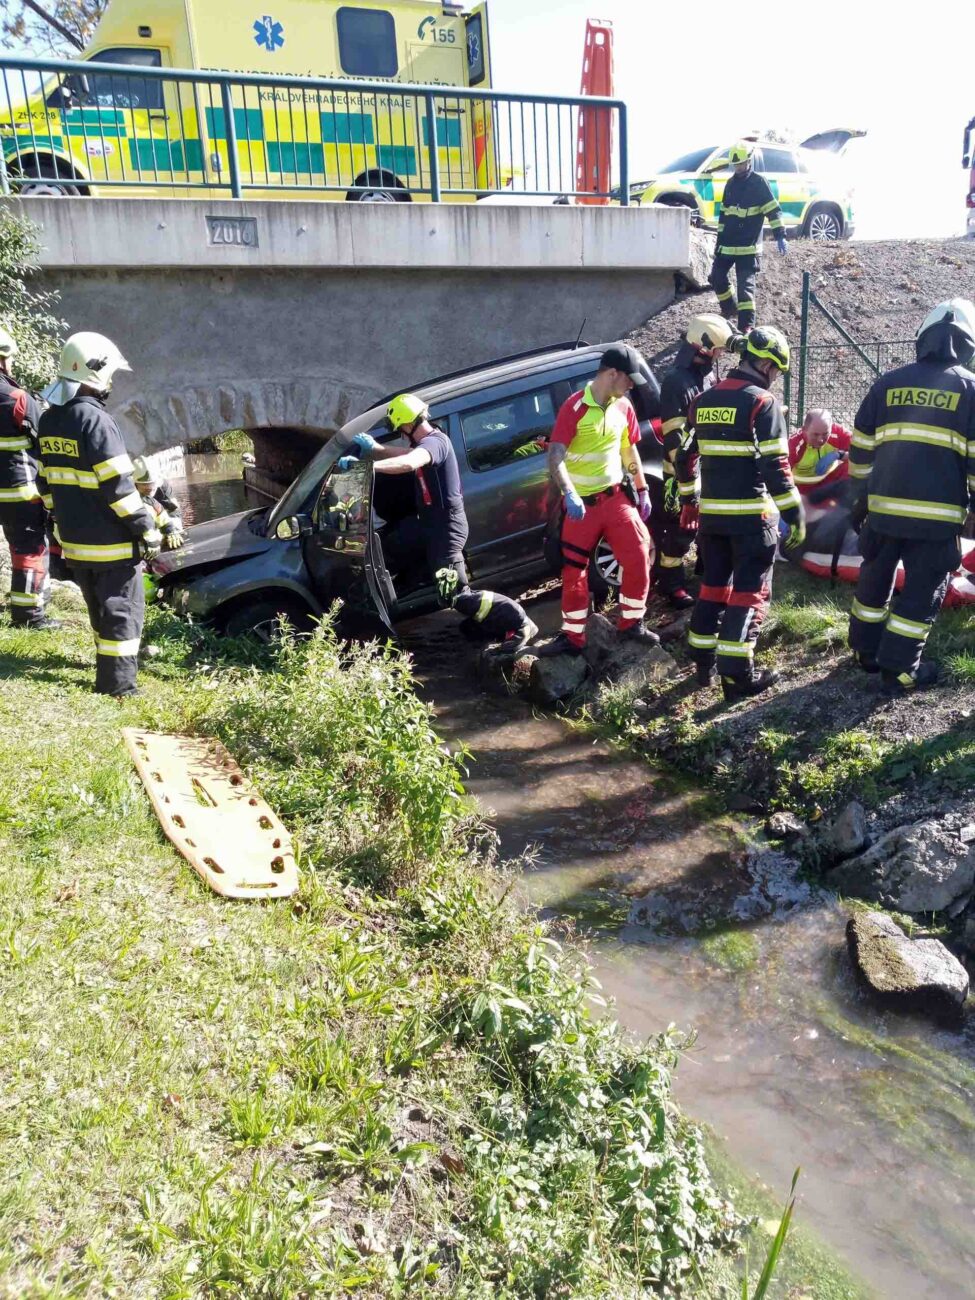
786 270 913 426
0 54 629 204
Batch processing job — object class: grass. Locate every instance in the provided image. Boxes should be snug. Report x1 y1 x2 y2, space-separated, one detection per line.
1 587 763 1298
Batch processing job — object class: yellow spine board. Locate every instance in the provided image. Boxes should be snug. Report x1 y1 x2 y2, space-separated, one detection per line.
123 728 298 899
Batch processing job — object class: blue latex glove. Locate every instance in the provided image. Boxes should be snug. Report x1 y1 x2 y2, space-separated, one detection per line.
776 233 788 256
636 488 651 522
353 432 380 456
337 455 359 472
564 490 586 521
815 450 840 475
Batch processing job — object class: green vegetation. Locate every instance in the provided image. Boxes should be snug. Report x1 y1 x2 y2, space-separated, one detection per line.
0 209 63 390
1 591 764 1297
699 928 761 973
215 429 254 454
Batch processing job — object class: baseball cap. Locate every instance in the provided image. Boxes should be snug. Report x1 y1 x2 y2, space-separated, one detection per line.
598 343 648 386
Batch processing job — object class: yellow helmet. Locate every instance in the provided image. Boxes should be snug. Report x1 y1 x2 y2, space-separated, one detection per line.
686 314 735 356
744 325 790 373
728 141 755 166
386 393 429 432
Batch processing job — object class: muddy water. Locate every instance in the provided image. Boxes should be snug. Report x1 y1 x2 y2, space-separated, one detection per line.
403 614 975 1300
176 452 258 525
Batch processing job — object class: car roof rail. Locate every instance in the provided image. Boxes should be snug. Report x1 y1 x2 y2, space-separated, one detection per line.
372 340 593 409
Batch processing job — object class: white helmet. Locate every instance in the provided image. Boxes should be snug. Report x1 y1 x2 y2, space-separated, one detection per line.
686 314 736 356
0 326 18 360
44 331 131 405
132 455 157 487
916 299 975 366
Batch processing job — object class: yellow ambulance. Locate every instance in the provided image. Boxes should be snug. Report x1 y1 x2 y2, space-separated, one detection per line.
0 0 494 200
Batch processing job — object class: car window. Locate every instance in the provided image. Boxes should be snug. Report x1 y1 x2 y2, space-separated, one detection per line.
460 387 557 472
658 147 716 174
83 47 164 111
313 460 370 543
336 6 398 77
759 148 797 174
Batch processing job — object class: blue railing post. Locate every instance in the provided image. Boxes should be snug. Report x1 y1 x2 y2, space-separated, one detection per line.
424 93 441 203
618 103 629 206
220 81 242 199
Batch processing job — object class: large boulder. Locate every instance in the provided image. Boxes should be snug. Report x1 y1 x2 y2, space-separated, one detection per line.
847 911 969 1022
582 613 679 689
827 801 869 860
527 654 589 707
826 818 975 914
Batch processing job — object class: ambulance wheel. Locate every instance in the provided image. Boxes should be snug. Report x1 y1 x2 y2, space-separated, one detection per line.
347 171 410 203
804 204 843 242
221 596 313 643
18 163 81 197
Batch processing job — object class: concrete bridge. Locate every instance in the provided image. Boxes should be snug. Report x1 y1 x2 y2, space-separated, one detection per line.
8 196 699 482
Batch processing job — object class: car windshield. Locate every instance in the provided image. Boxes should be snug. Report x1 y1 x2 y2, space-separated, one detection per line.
657 146 716 174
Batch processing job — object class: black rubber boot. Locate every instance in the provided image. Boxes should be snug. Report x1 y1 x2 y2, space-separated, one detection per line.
667 588 695 610
854 651 881 674
535 632 585 658
721 668 779 703
618 621 661 647
22 616 62 631
695 659 715 689
880 662 939 695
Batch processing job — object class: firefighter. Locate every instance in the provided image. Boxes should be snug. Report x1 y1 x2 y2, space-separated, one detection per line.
655 314 738 608
0 326 59 630
341 393 471 590
435 566 539 656
676 325 804 701
709 141 787 332
132 455 185 548
537 343 657 657
36 333 162 698
847 299 975 693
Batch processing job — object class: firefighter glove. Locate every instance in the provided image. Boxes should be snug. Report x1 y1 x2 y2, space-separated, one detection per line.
849 494 869 534
663 476 682 514
776 233 788 256
162 529 185 550
140 529 163 561
636 488 651 522
783 519 806 551
337 455 358 472
352 432 380 457
679 503 700 532
565 490 586 521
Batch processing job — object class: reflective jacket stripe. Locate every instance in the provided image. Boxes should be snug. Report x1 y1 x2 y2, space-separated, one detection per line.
473 591 493 623
110 490 145 519
0 436 31 451
0 483 40 501
868 494 966 525
61 540 136 562
43 466 99 489
700 497 771 514
93 453 134 482
699 441 757 456
874 423 969 455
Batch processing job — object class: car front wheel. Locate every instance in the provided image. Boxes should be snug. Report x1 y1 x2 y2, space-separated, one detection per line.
221 597 313 643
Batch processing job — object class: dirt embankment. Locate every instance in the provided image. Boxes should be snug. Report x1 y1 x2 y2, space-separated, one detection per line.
626 237 975 375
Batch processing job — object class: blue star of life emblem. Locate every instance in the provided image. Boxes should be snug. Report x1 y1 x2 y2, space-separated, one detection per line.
254 16 284 50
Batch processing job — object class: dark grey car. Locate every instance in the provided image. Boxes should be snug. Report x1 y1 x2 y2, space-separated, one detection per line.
151 341 662 636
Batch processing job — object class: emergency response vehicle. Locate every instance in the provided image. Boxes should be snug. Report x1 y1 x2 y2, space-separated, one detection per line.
637 131 863 242
0 0 494 200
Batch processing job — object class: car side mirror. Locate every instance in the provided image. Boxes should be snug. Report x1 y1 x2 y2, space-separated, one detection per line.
275 514 312 541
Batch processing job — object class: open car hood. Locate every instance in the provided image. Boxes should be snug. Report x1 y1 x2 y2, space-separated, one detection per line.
151 509 274 578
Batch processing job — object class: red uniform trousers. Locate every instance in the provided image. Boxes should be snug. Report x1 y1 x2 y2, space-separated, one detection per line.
0 499 50 625
559 485 651 647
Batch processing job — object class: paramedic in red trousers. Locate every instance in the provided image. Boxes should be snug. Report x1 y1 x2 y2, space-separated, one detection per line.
36 333 162 698
788 408 852 503
537 344 658 657
0 326 59 630
676 326 805 701
847 299 975 694
656 314 738 607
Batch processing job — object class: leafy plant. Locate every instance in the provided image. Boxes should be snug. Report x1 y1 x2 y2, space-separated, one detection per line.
0 209 63 391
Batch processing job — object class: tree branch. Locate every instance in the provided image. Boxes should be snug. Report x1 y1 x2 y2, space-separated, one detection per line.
20 0 85 50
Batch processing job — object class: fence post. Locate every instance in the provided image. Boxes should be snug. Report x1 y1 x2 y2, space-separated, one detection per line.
220 80 242 199
0 151 9 197
797 270 810 421
424 93 441 203
618 103 629 205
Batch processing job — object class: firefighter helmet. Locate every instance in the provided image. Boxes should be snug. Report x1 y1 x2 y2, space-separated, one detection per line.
385 393 429 432
728 141 755 166
744 325 790 373
132 455 158 488
0 325 18 359
686 314 736 356
45 332 131 404
916 298 975 366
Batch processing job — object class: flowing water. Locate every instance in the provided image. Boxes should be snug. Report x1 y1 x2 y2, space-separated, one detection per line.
183 473 975 1298
402 615 975 1300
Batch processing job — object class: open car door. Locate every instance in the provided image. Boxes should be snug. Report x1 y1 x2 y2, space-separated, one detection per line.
303 458 396 638
799 128 866 155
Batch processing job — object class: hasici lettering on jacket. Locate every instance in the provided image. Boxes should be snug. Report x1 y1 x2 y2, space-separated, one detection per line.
886 387 960 412
695 407 737 426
